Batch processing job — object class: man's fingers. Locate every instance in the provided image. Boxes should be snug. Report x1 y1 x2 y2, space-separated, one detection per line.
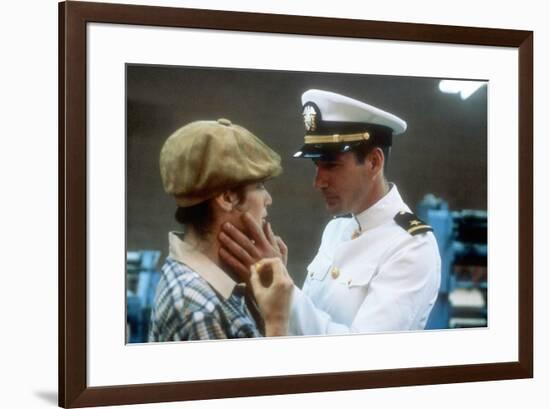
263 222 277 247
219 229 258 261
276 236 287 254
219 247 251 281
276 236 288 265
242 212 269 245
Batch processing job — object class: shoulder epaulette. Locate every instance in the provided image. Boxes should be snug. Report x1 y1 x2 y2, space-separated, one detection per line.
394 211 433 236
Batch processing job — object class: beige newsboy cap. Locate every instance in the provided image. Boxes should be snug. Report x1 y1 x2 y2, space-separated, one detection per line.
160 118 282 207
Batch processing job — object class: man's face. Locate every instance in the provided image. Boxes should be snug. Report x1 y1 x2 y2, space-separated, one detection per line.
313 152 372 215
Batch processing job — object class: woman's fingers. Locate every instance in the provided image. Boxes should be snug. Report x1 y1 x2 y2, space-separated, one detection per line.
248 257 293 337
249 261 262 288
251 258 290 287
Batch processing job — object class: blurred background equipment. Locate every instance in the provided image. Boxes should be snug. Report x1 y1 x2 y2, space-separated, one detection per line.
418 194 488 330
126 250 161 343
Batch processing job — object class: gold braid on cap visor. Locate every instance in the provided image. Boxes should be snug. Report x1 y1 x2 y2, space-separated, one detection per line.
304 132 370 144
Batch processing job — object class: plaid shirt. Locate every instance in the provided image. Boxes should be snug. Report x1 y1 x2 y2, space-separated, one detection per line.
149 233 263 341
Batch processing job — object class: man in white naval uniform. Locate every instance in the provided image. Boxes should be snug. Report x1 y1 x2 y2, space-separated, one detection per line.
219 89 441 335
290 182 440 334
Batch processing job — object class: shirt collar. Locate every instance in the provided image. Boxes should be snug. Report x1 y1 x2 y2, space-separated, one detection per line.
353 184 410 233
168 231 242 299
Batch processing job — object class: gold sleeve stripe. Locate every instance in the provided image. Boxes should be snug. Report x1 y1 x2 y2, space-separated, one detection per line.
304 132 370 144
407 225 432 234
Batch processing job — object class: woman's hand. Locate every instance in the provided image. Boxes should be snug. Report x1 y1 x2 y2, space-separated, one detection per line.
249 257 294 336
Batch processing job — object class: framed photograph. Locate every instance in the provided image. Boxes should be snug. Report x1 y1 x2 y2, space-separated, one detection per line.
59 1 533 407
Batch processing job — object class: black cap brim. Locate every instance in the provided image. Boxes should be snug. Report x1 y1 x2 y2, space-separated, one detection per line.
293 142 360 160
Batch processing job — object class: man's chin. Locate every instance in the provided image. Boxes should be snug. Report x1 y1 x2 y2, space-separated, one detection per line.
324 201 343 215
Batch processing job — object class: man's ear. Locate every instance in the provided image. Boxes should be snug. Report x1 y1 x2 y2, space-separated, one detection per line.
212 190 239 212
367 147 385 175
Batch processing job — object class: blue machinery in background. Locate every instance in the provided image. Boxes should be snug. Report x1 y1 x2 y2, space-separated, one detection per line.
418 195 488 330
126 250 161 343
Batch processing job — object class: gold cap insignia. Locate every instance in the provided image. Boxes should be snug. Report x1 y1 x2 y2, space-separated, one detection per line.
303 105 317 132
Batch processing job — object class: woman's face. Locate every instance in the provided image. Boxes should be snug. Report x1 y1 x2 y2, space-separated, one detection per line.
234 181 273 227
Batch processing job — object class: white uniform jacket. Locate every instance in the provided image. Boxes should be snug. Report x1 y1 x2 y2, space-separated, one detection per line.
289 185 441 335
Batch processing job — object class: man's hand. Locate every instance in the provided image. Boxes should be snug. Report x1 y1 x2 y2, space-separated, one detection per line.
249 257 294 336
219 212 288 282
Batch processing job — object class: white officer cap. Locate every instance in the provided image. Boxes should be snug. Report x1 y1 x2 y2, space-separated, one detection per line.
294 89 407 159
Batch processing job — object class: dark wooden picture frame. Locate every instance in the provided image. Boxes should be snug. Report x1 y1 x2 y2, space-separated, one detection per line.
59 1 533 407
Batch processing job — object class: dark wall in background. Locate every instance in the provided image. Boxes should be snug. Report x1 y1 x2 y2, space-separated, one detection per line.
126 65 487 285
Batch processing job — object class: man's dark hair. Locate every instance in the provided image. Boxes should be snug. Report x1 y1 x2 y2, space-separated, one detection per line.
353 143 391 172
174 185 248 238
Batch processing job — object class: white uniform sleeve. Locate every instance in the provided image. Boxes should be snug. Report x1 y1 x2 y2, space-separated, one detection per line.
289 285 348 335
289 234 441 335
